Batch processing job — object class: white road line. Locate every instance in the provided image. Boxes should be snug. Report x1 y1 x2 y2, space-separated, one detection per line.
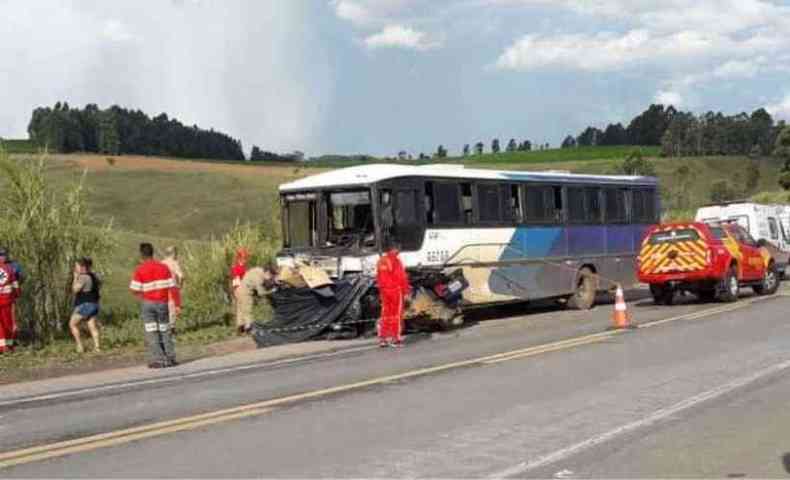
0 345 377 408
488 357 790 478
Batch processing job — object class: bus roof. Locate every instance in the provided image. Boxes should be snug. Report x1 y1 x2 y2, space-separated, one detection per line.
279 164 658 192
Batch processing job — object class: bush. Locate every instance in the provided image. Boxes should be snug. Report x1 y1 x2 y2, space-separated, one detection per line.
779 171 790 191
709 180 740 203
0 150 116 345
617 149 656 176
180 223 277 330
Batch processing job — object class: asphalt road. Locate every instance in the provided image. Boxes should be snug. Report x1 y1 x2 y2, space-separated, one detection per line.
3 289 790 478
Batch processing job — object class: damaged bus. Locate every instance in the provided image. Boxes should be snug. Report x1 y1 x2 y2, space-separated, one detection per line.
276 164 659 330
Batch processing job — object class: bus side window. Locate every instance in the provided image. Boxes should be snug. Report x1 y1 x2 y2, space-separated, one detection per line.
524 186 547 223
604 188 627 223
632 189 658 224
425 182 435 225
461 183 473 224
567 187 586 224
434 182 462 224
552 186 563 223
781 221 790 243
510 184 523 223
585 188 602 223
768 217 779 240
477 183 503 223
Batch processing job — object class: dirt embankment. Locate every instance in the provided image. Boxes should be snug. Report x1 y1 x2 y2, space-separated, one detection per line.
48 153 326 178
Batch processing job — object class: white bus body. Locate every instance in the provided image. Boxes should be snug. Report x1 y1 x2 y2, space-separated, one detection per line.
278 164 659 310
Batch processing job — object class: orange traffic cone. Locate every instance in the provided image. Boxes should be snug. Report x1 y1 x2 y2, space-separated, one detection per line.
609 285 637 330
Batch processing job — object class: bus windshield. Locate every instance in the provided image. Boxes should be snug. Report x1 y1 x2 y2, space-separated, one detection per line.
281 189 375 251
324 190 375 249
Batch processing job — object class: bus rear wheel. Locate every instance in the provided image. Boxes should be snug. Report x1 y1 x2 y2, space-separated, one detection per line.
567 267 597 310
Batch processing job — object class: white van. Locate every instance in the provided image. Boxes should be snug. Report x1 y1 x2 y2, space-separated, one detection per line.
695 202 790 276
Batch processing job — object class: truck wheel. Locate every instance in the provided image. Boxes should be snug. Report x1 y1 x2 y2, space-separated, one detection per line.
717 267 739 303
753 263 779 296
567 267 597 310
650 284 674 305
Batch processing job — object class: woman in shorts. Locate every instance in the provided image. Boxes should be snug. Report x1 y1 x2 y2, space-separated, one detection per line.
70 257 101 353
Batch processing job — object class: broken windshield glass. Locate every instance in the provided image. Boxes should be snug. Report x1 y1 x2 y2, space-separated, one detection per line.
324 190 375 249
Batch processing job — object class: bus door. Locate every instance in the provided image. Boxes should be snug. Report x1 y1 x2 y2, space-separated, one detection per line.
378 181 425 253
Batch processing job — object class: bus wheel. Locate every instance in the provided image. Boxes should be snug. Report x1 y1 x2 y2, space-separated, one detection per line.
567 267 597 310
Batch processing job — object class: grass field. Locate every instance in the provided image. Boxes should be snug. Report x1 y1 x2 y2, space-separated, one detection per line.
306 145 661 168
1 138 37 154
456 145 661 165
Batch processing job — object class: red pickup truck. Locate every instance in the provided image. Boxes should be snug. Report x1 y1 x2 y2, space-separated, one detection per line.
638 222 779 304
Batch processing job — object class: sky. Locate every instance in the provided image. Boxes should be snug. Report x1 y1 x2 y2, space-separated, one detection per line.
2 0 790 157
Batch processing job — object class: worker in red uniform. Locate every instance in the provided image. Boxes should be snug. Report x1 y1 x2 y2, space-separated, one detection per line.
231 248 249 334
376 240 411 347
130 243 180 368
0 248 20 353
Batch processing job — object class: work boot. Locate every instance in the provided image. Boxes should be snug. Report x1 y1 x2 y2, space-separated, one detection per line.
148 361 166 369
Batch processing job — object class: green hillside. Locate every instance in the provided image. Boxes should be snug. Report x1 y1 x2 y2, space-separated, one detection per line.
1 138 37 154
455 145 661 165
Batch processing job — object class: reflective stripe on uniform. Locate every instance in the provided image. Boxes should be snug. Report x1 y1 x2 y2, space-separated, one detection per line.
130 279 176 292
158 323 170 332
144 323 159 333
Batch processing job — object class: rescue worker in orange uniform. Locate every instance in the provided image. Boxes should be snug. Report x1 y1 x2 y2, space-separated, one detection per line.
231 248 250 334
0 248 20 353
376 241 411 347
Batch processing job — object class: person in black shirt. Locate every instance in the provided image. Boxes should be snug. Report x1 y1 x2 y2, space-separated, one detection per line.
70 257 101 353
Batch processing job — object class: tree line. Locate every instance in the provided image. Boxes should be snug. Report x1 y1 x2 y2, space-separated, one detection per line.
564 104 680 148
564 103 784 157
28 102 246 161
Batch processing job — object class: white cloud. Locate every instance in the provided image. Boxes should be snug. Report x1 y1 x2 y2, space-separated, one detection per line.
330 0 424 27
364 24 440 51
101 20 135 43
495 30 647 71
767 94 790 121
331 0 370 26
654 90 683 107
712 59 761 79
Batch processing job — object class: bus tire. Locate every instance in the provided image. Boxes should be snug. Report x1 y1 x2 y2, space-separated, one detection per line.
567 267 597 310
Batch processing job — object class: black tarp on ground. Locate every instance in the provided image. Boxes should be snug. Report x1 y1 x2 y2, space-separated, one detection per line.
251 276 374 348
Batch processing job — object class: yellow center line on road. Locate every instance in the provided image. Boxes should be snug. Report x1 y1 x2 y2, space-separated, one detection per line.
483 336 608 364
1 293 787 470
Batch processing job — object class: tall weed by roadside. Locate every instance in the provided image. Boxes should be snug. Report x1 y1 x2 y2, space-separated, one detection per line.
0 149 116 346
180 223 277 330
